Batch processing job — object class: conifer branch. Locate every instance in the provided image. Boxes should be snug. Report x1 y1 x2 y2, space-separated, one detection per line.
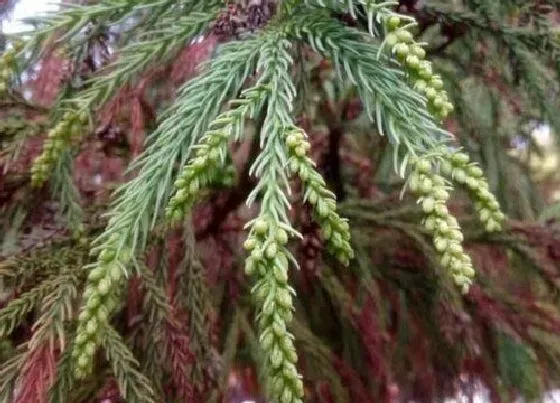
50 150 84 237
166 81 270 222
48 340 75 403
138 261 173 324
0 46 22 96
1 1 555 401
0 239 87 290
421 3 560 135
30 110 89 187
406 157 476 292
138 257 196 399
27 272 81 351
14 343 59 403
167 223 212 390
439 149 505 232
71 38 262 379
371 6 455 120
101 326 158 402
285 5 508 294
21 0 200 52
0 277 58 338
181 259 211 386
0 347 25 402
242 33 304 403
165 316 196 401
30 5 221 187
286 11 448 162
137 252 167 395
283 126 353 265
71 6 221 109
365 4 506 236
97 37 261 253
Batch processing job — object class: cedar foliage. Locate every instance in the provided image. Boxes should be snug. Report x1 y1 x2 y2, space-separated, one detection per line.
0 0 559 402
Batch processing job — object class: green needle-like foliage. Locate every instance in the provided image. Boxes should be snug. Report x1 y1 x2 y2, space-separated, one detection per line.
0 1 559 402
72 38 261 380
287 10 447 153
30 2 222 187
243 34 306 402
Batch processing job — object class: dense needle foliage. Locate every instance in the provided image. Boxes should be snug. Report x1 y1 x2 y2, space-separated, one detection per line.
0 0 559 402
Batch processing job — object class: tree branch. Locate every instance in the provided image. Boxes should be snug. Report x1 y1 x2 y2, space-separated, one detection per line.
194 110 266 239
